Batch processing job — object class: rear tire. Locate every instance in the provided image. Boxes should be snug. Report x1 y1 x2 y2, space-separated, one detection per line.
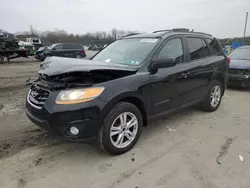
201 80 223 112
98 102 143 155
75 54 82 59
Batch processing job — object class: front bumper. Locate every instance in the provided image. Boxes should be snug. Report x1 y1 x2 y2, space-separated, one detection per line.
25 91 107 141
228 75 250 88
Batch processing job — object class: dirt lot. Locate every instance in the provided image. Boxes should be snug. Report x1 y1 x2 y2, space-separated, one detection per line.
0 56 250 188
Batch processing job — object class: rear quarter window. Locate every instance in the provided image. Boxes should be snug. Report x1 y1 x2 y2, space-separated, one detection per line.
74 44 83 49
206 38 223 55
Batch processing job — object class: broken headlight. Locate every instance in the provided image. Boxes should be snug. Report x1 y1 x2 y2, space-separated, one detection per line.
56 87 104 104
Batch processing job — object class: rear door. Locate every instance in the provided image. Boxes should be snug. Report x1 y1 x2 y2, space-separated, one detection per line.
184 36 215 101
62 44 74 58
150 36 192 114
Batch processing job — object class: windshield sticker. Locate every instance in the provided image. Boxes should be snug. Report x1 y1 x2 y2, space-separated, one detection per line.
105 58 111 63
140 39 158 43
130 61 140 65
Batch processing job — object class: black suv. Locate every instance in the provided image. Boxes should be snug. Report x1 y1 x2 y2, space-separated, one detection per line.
25 29 228 154
38 43 86 61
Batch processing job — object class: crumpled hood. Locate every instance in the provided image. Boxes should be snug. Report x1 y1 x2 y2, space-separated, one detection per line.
39 57 138 76
229 59 250 69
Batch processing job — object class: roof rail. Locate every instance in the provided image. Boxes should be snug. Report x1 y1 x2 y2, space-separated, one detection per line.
153 30 171 33
120 33 141 39
189 31 212 36
153 28 212 37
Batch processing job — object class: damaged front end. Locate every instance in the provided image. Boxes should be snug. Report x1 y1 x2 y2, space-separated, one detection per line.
25 63 138 140
37 69 136 90
28 57 138 88
228 69 250 87
27 69 136 109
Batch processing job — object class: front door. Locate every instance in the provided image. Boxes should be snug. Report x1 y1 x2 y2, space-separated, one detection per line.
53 44 63 57
150 37 191 115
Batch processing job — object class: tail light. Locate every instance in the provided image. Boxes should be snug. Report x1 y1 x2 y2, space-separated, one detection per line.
83 49 86 56
227 57 231 63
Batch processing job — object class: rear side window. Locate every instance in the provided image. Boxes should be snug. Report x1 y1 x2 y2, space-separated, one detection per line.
206 38 222 55
74 44 83 49
187 38 210 61
202 40 210 56
158 38 184 64
63 44 74 49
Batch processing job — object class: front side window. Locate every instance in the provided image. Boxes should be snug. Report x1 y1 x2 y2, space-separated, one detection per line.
92 38 160 66
157 38 184 63
47 44 57 50
187 37 210 61
54 44 63 50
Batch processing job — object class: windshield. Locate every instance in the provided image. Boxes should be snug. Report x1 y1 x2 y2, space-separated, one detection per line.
92 38 159 66
47 44 57 50
229 48 250 60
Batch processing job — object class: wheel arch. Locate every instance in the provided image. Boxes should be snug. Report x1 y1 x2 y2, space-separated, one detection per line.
102 92 148 127
75 52 83 57
214 73 226 95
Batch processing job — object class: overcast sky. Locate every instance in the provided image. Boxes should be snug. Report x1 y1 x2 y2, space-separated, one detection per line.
1 0 250 38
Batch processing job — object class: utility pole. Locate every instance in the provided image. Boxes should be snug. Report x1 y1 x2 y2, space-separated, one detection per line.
243 12 248 45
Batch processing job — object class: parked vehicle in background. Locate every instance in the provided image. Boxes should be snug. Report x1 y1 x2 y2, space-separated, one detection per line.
26 37 42 50
26 29 228 154
88 44 94 50
0 30 19 50
35 46 47 60
97 45 106 51
37 43 86 61
18 41 36 56
0 30 29 62
228 46 250 87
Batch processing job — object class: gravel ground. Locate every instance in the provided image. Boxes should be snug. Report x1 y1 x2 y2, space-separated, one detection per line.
0 55 250 188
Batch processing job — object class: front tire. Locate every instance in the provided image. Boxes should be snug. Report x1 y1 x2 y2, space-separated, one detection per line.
98 102 143 155
201 80 223 112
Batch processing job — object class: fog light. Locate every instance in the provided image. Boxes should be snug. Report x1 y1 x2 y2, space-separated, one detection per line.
70 127 79 135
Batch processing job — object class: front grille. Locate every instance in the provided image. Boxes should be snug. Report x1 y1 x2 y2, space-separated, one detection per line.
28 85 50 108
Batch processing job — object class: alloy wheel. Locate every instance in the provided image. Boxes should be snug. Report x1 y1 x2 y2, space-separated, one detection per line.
210 85 221 108
110 112 138 148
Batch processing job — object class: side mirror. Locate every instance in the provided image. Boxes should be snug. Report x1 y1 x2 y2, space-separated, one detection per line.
151 57 176 70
